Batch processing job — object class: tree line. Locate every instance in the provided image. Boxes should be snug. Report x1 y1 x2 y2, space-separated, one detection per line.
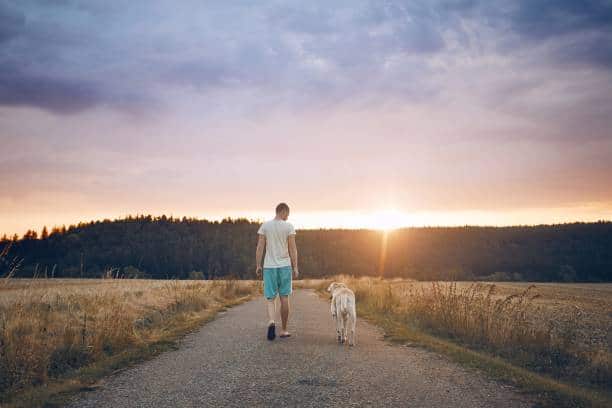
1 215 611 281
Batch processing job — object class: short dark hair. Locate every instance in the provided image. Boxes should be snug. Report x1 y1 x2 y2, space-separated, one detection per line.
275 202 290 214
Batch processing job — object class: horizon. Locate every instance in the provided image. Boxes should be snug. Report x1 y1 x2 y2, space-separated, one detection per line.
3 211 611 239
1 1 611 238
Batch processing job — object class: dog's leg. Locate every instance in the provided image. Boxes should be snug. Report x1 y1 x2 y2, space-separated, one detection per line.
335 314 343 344
332 297 342 343
348 308 356 346
330 296 337 318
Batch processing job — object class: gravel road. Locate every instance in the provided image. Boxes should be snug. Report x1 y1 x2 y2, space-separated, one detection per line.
68 289 533 407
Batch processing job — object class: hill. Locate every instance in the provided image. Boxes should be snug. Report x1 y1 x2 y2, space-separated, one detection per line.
2 216 611 281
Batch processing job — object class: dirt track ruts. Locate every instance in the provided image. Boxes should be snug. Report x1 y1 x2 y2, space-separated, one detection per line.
68 289 533 407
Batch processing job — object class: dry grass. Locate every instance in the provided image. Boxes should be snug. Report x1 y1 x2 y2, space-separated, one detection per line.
0 278 257 403
304 276 611 405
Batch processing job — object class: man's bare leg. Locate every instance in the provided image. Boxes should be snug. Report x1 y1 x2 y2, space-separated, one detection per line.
266 298 276 325
279 295 290 336
266 297 277 340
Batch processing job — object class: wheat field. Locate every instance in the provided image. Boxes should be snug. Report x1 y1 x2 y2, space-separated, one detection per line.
0 278 258 402
2 277 610 405
299 277 612 394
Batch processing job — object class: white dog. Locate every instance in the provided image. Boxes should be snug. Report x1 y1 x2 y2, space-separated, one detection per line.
326 282 356 346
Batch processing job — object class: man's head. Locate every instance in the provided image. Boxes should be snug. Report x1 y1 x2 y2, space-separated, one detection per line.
275 202 290 220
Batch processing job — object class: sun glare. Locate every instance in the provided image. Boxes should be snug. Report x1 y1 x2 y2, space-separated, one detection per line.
370 209 411 231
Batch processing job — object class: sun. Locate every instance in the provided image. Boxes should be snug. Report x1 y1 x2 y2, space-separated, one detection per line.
370 209 410 231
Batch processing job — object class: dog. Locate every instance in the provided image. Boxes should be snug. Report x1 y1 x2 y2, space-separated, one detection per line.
326 282 356 346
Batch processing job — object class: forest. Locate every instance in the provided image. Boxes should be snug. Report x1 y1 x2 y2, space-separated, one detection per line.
1 216 611 281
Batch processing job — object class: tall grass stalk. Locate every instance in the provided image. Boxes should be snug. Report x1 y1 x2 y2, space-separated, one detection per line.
326 276 610 391
0 278 256 400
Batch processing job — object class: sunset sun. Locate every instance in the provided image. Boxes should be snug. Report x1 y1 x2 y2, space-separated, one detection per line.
370 209 412 231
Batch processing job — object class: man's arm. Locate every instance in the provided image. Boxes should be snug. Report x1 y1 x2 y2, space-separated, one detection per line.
255 234 265 277
288 235 299 278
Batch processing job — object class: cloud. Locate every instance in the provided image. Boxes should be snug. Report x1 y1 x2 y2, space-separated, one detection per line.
508 0 612 40
482 0 612 68
551 30 612 68
0 0 610 122
0 2 25 43
0 0 451 114
0 68 102 113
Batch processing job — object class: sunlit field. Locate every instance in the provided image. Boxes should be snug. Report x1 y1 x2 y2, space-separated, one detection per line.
0 278 258 404
2 276 611 407
298 277 612 404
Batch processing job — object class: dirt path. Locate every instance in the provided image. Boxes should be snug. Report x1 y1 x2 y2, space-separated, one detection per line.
68 289 533 407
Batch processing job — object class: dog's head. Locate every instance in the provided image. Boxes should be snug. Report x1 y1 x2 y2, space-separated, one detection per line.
326 282 347 294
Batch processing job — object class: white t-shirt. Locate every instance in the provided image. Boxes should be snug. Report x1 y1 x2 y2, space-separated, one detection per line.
258 219 296 268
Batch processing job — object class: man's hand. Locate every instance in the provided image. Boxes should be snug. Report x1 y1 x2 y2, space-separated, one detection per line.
288 235 299 279
255 234 265 279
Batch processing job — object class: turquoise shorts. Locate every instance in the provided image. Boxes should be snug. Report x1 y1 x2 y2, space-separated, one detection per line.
263 266 292 299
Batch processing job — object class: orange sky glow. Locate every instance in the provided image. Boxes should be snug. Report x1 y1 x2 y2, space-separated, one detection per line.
3 204 612 237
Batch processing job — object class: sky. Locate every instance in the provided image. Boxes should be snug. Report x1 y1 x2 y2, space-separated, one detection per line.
1 0 612 235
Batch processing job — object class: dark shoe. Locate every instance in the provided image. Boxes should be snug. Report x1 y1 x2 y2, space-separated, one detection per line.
267 323 276 341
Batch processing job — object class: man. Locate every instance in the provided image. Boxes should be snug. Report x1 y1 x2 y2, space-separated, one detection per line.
256 202 299 340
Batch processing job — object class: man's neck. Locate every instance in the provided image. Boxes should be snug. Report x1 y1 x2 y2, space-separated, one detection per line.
274 216 283 221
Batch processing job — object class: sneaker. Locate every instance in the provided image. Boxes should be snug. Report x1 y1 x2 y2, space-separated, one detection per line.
267 323 276 341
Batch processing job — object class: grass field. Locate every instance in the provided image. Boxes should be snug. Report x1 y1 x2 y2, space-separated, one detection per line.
298 277 612 407
0 278 259 406
2 277 610 407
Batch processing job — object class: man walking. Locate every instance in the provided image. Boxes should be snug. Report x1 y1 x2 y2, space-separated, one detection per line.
256 203 299 340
